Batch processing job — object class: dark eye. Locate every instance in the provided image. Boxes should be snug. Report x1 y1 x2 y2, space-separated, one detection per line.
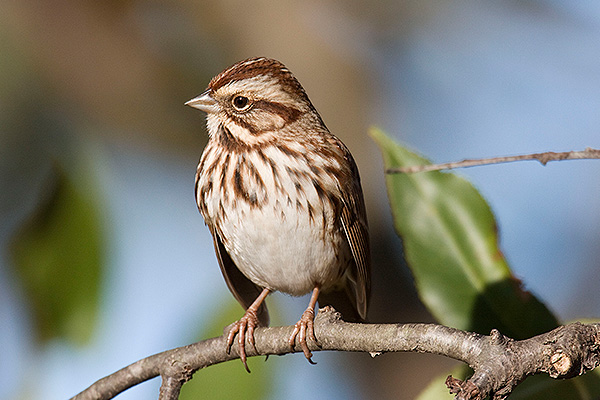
232 95 250 110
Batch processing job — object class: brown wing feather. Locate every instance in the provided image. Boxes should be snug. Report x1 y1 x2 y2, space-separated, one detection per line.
320 136 371 321
340 201 370 320
209 227 270 326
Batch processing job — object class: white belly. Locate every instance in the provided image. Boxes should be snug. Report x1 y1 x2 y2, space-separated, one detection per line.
218 199 350 295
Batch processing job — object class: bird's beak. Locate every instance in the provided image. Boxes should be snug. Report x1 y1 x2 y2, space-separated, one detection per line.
185 90 218 113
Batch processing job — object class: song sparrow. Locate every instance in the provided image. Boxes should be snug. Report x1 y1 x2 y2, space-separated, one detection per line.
186 57 370 371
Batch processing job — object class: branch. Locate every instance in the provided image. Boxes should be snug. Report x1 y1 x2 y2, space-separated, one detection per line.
70 307 600 400
386 147 600 174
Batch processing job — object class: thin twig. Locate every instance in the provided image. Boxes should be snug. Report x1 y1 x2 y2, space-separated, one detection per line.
386 147 600 174
70 307 600 400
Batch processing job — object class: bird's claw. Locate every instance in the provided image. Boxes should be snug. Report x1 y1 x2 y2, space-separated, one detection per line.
227 309 259 372
289 307 320 364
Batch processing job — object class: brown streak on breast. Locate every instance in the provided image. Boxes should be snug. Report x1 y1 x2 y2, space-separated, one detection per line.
232 152 268 208
306 202 315 223
278 143 303 159
233 158 244 201
218 124 247 151
257 151 283 193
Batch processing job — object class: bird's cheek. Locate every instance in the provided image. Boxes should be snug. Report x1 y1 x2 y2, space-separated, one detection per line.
252 111 286 132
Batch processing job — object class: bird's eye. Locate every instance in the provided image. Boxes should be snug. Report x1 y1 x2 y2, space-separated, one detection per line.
232 95 250 110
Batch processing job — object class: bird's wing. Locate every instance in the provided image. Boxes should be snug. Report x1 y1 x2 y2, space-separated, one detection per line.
339 185 370 321
326 137 371 321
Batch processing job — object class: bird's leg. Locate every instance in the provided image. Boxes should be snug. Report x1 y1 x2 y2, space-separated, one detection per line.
227 288 270 372
289 286 321 364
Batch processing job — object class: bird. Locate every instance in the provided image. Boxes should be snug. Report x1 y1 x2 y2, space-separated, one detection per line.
186 57 370 371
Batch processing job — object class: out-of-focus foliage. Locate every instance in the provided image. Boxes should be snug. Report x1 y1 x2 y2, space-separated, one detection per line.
9 164 104 344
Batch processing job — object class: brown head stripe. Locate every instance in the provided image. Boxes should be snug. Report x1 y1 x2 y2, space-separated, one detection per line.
208 57 309 103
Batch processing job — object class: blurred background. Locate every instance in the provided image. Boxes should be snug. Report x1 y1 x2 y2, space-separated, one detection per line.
1 0 599 399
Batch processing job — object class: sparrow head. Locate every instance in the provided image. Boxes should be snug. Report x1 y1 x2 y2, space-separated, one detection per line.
186 58 322 140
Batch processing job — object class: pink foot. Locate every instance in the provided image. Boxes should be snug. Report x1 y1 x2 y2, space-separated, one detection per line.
289 307 320 364
227 309 259 372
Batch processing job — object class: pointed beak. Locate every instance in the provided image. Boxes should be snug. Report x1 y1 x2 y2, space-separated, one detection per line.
185 90 218 113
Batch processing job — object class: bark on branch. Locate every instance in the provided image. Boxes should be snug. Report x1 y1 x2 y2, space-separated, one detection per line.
70 307 600 400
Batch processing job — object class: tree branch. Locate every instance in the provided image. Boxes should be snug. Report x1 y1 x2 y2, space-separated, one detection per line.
386 147 600 174
158 376 183 400
70 307 600 400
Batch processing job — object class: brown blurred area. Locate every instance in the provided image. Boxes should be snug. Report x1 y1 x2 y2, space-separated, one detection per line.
0 0 456 398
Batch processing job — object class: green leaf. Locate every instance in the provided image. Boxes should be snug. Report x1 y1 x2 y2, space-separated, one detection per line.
9 164 103 345
370 127 558 339
179 299 274 400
